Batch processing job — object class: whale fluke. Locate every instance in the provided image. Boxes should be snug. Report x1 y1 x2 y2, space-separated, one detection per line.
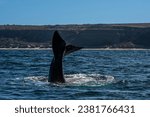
48 31 82 83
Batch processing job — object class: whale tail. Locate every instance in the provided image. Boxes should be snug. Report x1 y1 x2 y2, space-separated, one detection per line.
48 31 82 83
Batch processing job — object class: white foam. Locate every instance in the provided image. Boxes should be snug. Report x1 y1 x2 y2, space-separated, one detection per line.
23 76 48 86
23 74 115 86
65 74 115 86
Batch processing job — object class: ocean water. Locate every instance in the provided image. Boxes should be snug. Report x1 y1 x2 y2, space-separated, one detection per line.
0 49 150 100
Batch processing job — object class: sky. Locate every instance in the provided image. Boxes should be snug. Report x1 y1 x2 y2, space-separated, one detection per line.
0 0 150 25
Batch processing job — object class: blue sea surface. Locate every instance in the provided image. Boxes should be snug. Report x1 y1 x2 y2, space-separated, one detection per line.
0 49 150 99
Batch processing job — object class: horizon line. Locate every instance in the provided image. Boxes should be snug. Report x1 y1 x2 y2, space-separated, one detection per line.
0 22 150 26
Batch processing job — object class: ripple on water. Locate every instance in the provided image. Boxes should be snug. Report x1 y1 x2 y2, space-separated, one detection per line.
1 50 150 99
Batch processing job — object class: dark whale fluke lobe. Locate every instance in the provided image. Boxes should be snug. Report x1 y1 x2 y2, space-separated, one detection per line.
48 31 82 83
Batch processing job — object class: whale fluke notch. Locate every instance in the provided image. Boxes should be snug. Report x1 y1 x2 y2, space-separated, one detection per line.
48 31 82 83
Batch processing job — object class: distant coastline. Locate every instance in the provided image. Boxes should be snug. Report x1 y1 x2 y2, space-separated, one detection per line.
0 48 149 51
0 23 150 49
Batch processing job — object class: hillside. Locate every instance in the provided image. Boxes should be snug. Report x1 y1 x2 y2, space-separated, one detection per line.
0 23 150 48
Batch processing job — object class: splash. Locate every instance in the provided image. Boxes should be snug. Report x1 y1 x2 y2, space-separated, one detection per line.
23 76 48 86
24 73 115 87
65 74 115 86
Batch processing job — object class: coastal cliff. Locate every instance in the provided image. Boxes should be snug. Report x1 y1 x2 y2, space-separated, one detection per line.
0 23 150 48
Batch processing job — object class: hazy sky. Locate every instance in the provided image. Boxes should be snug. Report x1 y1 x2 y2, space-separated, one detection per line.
0 0 150 25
